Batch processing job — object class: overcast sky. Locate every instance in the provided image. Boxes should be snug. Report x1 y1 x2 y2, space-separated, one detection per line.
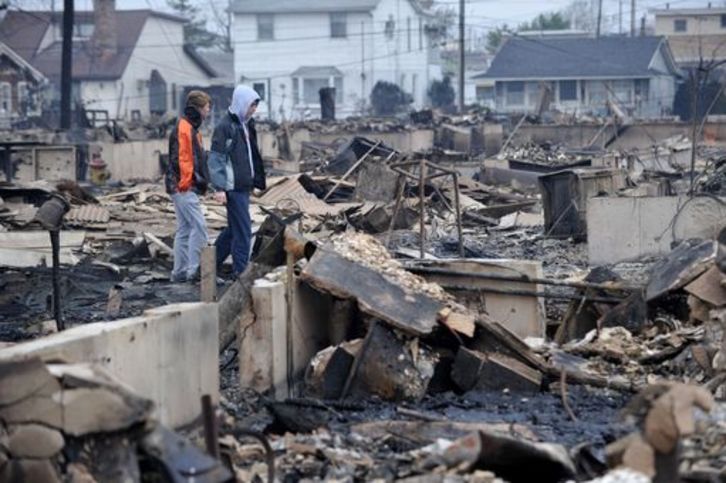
16 0 726 35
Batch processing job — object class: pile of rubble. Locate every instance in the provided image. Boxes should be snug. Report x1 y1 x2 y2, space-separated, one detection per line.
499 141 591 168
0 358 231 482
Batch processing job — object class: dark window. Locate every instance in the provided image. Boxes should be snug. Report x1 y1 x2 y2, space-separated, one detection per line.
257 14 274 40
559 80 577 101
506 81 524 105
330 13 347 38
721 14 726 27
407 17 412 51
674 19 687 32
385 15 395 40
419 18 423 50
253 82 266 100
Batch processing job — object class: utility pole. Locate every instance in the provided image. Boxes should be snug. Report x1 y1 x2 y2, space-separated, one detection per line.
60 0 74 130
630 0 636 37
458 0 465 113
619 0 623 34
690 64 700 195
596 0 603 37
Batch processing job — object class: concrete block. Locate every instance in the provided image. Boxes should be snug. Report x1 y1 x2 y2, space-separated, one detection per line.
411 259 546 340
587 196 726 265
240 278 331 398
482 123 504 156
0 302 219 429
240 279 289 398
101 140 166 181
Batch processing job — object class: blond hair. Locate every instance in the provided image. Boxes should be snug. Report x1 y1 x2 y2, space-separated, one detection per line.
186 90 212 110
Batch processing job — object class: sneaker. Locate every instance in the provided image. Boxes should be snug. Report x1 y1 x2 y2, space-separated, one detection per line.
186 269 201 283
170 272 186 283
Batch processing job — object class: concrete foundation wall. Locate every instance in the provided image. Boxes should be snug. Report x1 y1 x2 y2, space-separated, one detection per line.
0 302 219 429
515 122 726 150
414 259 546 340
587 196 726 264
101 139 166 181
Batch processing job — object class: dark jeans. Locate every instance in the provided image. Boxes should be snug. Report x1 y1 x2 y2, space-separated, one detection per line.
215 190 251 276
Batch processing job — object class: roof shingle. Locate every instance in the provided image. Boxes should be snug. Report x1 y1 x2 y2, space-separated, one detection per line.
478 36 675 80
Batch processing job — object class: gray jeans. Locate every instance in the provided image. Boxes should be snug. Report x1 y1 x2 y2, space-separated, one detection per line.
171 191 208 279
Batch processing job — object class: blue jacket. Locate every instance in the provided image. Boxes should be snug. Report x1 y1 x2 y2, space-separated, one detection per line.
208 113 266 192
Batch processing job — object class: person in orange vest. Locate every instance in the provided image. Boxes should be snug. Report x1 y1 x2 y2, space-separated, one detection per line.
165 90 212 282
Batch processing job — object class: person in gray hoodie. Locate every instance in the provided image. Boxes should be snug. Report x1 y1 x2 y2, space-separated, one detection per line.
208 85 266 277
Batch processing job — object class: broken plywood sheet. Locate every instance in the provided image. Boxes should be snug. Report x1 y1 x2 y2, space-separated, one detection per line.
498 211 544 228
0 230 85 267
300 249 443 336
684 265 726 307
254 175 361 217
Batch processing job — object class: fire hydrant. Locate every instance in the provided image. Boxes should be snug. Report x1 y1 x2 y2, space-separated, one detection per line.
88 150 110 185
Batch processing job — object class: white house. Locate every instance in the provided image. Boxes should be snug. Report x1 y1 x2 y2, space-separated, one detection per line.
231 0 442 120
0 2 218 122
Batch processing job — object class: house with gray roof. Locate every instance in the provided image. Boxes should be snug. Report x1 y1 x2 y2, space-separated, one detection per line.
231 0 441 120
474 35 681 118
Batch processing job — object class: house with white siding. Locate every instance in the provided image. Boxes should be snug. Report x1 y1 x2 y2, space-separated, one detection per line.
474 35 681 118
231 0 442 120
0 3 218 122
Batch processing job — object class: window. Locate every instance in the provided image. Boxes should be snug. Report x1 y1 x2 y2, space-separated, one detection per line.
0 82 11 115
674 19 687 32
412 73 418 101
385 15 395 40
476 85 494 101
635 79 649 101
419 18 423 50
612 80 633 104
257 14 274 40
330 13 347 38
721 14 726 28
526 82 540 105
292 78 300 104
303 78 329 104
587 81 608 105
17 81 27 114
253 82 266 100
559 80 577 101
506 81 524 106
407 17 412 51
75 22 94 38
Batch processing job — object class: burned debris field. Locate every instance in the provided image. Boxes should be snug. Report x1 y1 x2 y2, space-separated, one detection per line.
2 118 726 482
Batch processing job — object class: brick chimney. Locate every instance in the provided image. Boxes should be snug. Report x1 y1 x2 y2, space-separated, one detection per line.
91 0 117 59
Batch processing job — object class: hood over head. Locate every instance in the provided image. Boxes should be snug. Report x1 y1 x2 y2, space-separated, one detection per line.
229 85 260 122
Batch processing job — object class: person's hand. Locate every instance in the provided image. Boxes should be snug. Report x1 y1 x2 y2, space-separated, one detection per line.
213 191 227 204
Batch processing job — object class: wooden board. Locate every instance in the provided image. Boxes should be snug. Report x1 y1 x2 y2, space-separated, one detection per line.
685 265 726 307
300 250 442 336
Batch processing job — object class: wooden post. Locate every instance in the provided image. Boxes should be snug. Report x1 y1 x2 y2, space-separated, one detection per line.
201 246 217 302
419 159 427 259
452 172 464 258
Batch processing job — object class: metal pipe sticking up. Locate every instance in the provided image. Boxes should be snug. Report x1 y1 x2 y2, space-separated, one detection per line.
34 194 70 331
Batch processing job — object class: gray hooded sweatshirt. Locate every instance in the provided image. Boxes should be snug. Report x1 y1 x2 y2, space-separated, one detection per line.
208 85 263 192
229 85 260 179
